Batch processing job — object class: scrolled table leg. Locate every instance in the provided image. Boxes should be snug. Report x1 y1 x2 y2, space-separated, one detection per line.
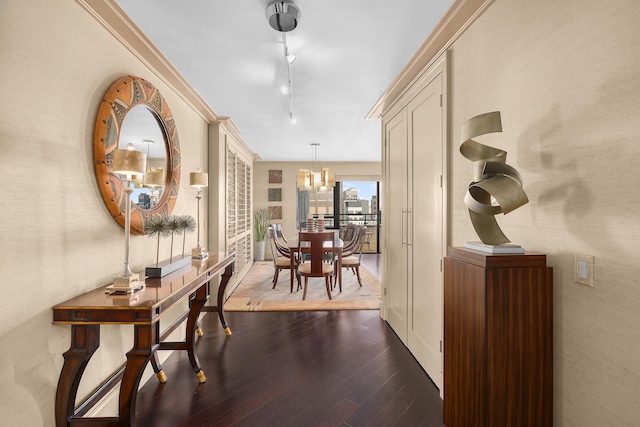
217 262 235 336
186 283 208 377
195 370 207 383
55 325 100 427
119 324 156 426
156 370 167 383
150 351 167 383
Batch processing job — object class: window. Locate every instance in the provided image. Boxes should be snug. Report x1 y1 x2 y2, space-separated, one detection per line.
226 145 252 283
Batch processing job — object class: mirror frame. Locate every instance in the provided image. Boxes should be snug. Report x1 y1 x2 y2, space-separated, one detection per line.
94 76 181 235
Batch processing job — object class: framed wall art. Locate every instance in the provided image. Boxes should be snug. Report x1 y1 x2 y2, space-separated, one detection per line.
268 169 282 183
268 206 282 220
268 188 282 202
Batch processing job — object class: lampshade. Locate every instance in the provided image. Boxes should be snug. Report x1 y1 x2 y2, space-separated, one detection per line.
112 149 145 177
297 169 312 191
310 170 322 189
321 167 335 187
190 171 208 188
296 144 335 191
144 168 164 187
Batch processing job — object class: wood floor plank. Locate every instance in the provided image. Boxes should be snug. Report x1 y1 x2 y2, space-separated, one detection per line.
308 398 360 427
134 310 444 426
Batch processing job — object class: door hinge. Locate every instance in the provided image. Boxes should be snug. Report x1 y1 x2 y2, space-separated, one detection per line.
440 340 443 353
384 287 387 296
440 259 443 272
440 174 443 188
440 94 443 107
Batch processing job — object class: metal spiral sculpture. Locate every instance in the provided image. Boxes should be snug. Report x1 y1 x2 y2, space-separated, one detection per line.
460 111 528 245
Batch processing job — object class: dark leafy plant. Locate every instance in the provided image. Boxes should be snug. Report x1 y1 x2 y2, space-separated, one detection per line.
145 214 171 266
178 215 197 257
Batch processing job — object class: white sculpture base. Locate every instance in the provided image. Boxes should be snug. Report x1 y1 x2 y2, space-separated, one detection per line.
464 241 525 254
192 247 208 260
105 274 145 295
111 273 140 288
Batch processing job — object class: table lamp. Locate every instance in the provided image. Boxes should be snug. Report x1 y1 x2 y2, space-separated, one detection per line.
143 167 164 206
190 169 208 259
111 147 146 290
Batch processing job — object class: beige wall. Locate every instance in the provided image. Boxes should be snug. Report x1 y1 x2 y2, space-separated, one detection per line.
0 1 210 424
253 161 381 243
4 0 638 425
448 0 640 424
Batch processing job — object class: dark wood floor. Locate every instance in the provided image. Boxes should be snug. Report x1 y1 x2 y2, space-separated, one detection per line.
134 254 444 426
135 310 444 427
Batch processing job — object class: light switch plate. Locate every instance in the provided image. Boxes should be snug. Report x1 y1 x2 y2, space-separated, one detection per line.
574 254 594 287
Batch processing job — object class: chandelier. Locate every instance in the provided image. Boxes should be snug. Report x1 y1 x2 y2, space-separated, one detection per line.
297 143 335 191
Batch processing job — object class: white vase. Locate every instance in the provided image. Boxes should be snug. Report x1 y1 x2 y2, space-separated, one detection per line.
254 241 266 261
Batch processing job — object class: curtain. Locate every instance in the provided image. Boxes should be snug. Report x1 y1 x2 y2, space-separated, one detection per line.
296 188 309 230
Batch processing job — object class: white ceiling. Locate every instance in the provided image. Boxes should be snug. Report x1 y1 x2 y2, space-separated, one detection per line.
116 0 454 162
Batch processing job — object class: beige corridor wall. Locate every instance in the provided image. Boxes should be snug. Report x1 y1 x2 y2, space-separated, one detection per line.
0 1 210 424
448 0 640 425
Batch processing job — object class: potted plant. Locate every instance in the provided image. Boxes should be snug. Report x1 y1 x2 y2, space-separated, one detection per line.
253 208 272 261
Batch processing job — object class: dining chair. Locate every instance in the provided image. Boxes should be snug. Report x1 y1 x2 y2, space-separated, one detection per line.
340 225 367 287
296 231 336 300
271 222 292 257
272 223 289 244
267 226 300 292
341 223 358 248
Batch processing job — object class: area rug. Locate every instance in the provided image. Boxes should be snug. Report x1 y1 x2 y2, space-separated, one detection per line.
224 261 381 312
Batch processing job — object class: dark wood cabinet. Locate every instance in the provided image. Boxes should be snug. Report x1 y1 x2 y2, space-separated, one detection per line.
443 247 553 427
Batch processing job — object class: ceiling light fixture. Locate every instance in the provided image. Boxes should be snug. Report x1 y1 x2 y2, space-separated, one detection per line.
283 33 295 123
265 0 301 33
297 143 335 191
266 1 301 124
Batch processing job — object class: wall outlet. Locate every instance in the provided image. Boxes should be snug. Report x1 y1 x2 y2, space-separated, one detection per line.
574 254 594 287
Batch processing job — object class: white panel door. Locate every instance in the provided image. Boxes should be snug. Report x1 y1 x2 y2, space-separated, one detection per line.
384 109 409 343
407 72 444 390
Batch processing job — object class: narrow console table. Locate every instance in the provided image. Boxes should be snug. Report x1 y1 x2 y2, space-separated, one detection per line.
53 252 234 427
443 247 553 427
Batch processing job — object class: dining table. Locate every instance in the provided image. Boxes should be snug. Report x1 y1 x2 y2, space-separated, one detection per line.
288 231 344 293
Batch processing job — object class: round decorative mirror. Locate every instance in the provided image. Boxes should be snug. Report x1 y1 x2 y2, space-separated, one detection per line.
94 76 181 235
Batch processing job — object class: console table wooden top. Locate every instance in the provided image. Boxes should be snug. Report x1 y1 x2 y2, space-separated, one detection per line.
53 252 234 326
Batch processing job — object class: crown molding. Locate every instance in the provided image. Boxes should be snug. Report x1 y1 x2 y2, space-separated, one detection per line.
75 0 219 124
367 0 495 119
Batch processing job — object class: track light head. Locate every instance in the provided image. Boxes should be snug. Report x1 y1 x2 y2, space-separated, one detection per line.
266 1 301 32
